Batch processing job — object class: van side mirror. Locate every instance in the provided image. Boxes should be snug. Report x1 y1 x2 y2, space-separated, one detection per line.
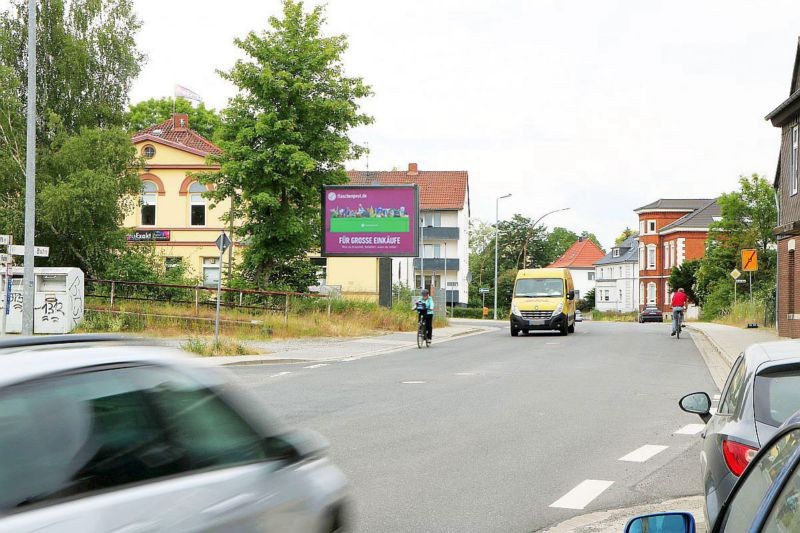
567 290 575 301
624 512 695 533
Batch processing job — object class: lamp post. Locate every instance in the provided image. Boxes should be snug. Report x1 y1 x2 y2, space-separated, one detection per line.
21 0 37 336
521 207 571 268
494 194 512 320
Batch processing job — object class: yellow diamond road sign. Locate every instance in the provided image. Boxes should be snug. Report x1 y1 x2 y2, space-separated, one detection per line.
730 268 741 280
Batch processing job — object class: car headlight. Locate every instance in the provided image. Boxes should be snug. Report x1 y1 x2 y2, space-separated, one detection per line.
552 302 563 317
511 303 521 316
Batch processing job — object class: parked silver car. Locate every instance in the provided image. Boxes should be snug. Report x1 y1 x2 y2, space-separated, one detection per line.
0 335 348 532
679 340 800 530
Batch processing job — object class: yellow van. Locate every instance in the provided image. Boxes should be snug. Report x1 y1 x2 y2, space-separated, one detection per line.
510 268 576 336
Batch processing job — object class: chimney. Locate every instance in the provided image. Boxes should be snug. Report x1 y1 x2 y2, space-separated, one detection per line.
407 162 418 175
173 113 190 131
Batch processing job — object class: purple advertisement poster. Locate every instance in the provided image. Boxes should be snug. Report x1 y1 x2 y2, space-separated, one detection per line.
322 185 419 257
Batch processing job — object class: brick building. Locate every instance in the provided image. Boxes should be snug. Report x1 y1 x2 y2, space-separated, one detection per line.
766 37 800 338
635 199 721 314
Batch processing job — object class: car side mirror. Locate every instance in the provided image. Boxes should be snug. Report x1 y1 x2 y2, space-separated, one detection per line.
679 392 712 423
567 290 575 301
624 512 696 533
265 428 330 464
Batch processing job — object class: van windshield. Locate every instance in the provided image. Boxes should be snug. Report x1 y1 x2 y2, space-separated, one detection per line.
515 278 564 298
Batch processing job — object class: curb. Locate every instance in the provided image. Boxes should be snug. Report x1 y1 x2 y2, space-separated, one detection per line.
685 325 736 367
218 327 493 366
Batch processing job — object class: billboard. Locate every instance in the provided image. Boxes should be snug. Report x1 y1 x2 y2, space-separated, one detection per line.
322 185 419 257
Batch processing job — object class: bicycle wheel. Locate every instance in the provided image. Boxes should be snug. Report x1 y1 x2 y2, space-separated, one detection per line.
676 324 681 339
426 336 431 348
417 324 424 349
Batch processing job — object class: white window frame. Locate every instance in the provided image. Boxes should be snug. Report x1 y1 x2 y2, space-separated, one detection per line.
646 244 657 270
639 221 645 235
647 282 657 305
647 220 656 234
638 244 645 270
793 126 799 196
189 182 207 227
639 282 645 305
613 248 620 258
140 181 157 227
665 282 671 304
664 243 670 269
670 241 676 268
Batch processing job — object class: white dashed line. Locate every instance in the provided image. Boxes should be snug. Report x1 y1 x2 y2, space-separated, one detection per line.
713 394 721 400
402 381 426 384
619 445 668 463
549 480 614 510
545 342 560 345
455 372 475 376
674 424 706 435
304 364 329 369
269 372 291 378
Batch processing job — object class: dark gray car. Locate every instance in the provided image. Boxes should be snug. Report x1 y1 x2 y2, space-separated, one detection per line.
679 340 800 530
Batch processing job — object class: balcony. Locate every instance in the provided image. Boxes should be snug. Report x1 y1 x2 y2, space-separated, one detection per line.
420 226 459 240
414 258 460 271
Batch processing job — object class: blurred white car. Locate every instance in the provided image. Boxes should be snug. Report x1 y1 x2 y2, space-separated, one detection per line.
575 310 583 322
0 335 348 532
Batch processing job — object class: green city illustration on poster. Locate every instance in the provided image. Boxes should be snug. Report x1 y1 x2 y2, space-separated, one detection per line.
330 217 410 233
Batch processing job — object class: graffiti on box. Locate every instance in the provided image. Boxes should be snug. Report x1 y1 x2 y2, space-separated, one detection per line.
38 297 65 323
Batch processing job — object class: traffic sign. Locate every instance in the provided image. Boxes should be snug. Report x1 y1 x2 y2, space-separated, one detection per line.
730 268 741 280
0 235 11 246
8 245 49 257
742 249 758 272
479 287 490 294
215 232 232 253
736 279 747 284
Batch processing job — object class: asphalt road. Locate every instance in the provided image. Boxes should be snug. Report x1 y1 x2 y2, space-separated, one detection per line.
229 321 718 532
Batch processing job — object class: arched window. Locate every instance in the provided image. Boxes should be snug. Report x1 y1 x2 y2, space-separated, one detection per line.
189 182 206 226
646 244 657 270
665 282 671 304
638 244 644 270
140 181 157 226
639 282 645 305
647 282 657 305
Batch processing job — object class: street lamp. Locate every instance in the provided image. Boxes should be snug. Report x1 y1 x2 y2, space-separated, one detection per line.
494 194 512 320
521 207 571 268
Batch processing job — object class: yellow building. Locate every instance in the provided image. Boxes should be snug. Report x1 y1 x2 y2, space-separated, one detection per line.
127 113 235 285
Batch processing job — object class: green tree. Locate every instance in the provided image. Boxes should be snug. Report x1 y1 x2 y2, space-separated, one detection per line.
544 227 579 264
205 0 372 287
669 259 700 305
615 227 637 246
126 97 222 140
0 0 145 276
578 288 595 312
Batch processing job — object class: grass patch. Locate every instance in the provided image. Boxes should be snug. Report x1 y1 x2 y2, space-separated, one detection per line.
180 336 255 357
591 310 639 322
713 299 776 330
78 297 449 339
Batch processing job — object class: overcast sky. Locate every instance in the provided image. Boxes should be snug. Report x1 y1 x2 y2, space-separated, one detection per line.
21 0 800 248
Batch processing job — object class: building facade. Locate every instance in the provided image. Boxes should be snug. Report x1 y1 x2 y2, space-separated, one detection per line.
325 163 470 305
546 237 606 300
594 236 639 313
766 37 800 338
635 199 720 314
126 114 235 286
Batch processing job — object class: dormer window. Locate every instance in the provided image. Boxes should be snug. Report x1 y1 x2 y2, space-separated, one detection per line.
612 248 620 258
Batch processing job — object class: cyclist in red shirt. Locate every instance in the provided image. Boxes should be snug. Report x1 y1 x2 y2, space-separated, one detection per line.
670 288 689 336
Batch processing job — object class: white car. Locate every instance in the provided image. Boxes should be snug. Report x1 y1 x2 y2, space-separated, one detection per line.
0 335 348 532
575 310 583 322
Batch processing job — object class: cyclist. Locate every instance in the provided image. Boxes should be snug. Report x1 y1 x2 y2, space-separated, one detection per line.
670 288 688 337
416 289 435 341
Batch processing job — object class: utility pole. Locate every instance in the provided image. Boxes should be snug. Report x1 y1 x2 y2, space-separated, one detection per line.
22 0 37 336
493 194 511 320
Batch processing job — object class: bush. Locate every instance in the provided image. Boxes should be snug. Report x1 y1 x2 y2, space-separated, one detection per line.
451 307 487 319
591 310 638 322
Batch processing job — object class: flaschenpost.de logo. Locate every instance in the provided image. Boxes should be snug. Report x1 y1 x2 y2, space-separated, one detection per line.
328 192 337 202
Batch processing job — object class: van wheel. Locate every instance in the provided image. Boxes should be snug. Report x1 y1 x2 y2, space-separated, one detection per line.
510 326 519 337
568 323 575 333
559 323 568 336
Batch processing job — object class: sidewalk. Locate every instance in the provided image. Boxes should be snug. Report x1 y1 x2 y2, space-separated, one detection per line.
188 324 490 366
687 322 783 366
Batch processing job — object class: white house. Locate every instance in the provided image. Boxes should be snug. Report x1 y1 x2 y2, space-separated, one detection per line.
593 235 639 313
546 237 606 300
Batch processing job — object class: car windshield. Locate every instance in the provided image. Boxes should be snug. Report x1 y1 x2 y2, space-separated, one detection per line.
754 369 800 427
514 278 564 298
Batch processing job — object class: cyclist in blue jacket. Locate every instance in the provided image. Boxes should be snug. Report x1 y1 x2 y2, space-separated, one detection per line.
415 289 435 341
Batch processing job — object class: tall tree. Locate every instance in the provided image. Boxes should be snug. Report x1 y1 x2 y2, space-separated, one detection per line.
126 97 222 140
206 0 372 287
0 0 144 274
544 227 579 264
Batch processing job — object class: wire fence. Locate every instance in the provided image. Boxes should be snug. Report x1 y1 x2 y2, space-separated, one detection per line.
85 279 334 324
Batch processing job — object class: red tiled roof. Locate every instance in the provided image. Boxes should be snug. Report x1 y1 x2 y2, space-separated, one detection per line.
547 238 606 269
132 116 222 156
347 167 468 210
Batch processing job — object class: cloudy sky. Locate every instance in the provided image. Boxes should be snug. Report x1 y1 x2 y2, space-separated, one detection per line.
86 1 800 246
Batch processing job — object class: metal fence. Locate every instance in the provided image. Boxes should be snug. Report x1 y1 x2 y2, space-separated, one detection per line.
85 279 333 323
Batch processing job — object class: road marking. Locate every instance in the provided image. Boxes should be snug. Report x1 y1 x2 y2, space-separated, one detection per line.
549 480 614 510
546 342 560 345
269 372 291 378
455 372 475 376
713 394 721 400
619 445 668 463
402 381 426 384
674 424 706 435
304 363 329 369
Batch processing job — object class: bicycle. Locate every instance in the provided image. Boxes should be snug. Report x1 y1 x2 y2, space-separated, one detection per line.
674 308 685 339
415 302 431 349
